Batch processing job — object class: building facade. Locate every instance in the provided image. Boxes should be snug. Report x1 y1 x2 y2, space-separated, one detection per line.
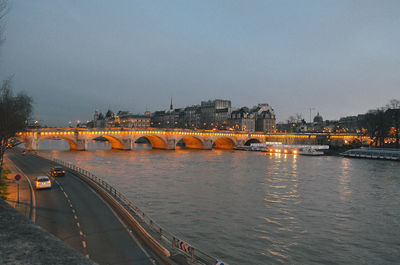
89 109 150 129
151 99 276 132
230 107 255 131
200 99 232 129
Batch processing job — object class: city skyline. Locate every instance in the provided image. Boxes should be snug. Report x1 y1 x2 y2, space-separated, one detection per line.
0 0 399 126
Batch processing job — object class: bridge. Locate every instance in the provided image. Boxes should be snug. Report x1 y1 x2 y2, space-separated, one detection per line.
16 128 366 151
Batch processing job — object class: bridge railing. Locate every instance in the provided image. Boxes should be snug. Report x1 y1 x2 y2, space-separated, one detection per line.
43 155 227 265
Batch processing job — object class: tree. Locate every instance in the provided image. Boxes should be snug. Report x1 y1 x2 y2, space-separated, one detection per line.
0 79 33 182
0 0 10 182
359 99 400 148
386 99 400 110
385 99 400 148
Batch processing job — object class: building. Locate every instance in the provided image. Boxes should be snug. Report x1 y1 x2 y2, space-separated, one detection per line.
150 99 276 132
182 105 201 129
110 111 150 128
89 109 150 129
151 99 232 130
229 107 255 131
91 110 106 128
251 104 276 132
200 99 232 129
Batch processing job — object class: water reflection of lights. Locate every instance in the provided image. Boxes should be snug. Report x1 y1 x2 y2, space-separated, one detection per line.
339 158 352 200
262 151 299 262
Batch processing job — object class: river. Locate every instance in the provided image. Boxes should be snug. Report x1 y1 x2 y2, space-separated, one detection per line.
36 140 400 265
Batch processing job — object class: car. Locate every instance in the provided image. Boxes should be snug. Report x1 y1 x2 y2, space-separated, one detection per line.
50 167 66 177
22 150 26 155
34 176 52 189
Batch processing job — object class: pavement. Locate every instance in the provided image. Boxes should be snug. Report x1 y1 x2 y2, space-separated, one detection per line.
2 149 164 265
3 156 35 221
0 198 96 265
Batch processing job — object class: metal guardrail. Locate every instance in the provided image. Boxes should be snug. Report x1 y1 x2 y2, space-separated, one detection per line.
45 156 229 265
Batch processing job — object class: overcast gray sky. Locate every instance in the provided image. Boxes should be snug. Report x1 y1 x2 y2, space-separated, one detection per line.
0 0 399 126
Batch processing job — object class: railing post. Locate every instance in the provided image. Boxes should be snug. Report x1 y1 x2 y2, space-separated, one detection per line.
172 237 176 250
150 220 153 229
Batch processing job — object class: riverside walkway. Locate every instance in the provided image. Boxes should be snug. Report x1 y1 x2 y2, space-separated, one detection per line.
3 149 164 265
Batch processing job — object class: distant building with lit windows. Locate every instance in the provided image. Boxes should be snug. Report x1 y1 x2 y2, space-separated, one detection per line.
150 99 276 132
88 109 150 129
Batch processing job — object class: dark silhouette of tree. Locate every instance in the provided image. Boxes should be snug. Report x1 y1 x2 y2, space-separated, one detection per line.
0 79 33 182
359 99 400 148
0 0 10 182
385 104 400 148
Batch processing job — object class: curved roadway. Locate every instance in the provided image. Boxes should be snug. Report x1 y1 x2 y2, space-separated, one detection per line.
7 149 161 265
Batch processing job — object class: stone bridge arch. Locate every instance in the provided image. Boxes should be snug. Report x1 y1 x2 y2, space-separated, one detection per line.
244 138 262 146
176 135 205 149
213 136 237 149
135 135 169 149
20 135 79 151
88 134 127 150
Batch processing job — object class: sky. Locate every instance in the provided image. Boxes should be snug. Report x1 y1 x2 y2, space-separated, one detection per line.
0 0 399 126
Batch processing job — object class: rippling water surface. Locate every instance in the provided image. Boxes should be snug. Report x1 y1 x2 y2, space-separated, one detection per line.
37 140 400 264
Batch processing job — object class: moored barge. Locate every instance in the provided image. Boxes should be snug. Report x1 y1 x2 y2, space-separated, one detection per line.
341 148 400 161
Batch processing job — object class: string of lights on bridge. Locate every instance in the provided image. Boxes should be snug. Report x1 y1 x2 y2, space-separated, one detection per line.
17 128 364 141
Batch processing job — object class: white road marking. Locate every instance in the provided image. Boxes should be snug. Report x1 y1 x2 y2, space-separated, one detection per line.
23 171 37 224
9 154 93 260
84 181 155 262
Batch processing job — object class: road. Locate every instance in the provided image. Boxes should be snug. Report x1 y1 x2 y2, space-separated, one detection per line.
7 149 161 265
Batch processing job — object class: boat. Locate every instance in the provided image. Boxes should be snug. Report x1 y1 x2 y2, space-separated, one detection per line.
235 143 329 155
341 148 400 161
234 146 252 151
298 148 324 156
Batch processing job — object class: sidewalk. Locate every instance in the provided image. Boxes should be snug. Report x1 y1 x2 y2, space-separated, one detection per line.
3 154 34 222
